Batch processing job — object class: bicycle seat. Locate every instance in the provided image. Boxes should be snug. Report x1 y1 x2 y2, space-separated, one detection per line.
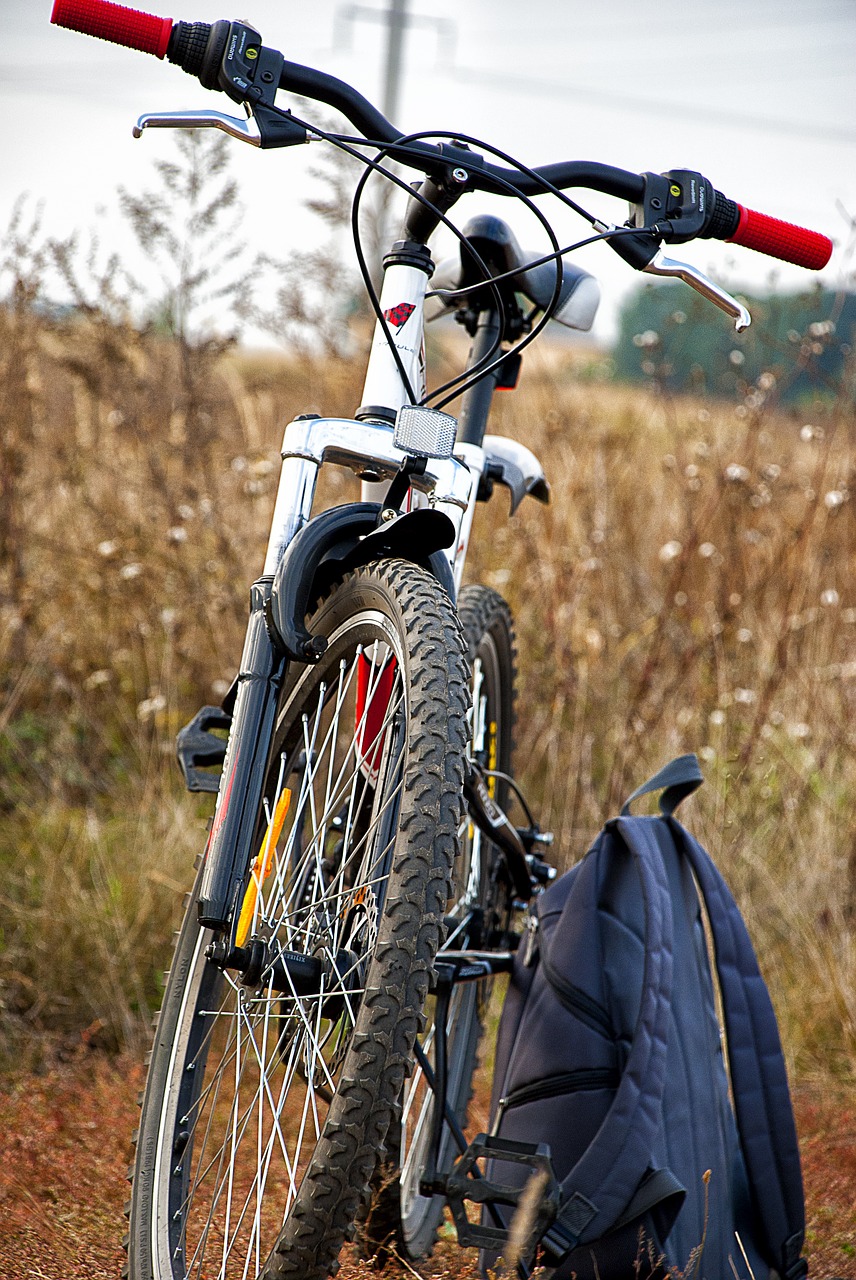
428 214 600 331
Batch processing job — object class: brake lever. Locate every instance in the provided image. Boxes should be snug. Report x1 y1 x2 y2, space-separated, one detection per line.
643 249 751 331
133 108 262 144
133 105 309 150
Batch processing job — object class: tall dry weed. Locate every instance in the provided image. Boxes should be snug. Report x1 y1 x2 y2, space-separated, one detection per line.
0 203 362 1057
464 344 855 1079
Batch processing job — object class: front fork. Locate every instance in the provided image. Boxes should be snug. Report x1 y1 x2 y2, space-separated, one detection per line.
196 578 286 928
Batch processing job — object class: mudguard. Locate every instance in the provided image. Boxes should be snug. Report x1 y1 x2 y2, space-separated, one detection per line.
482 435 550 514
265 502 457 662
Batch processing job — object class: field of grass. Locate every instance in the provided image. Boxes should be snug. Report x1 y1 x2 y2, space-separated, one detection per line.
4 284 853 1078
0 256 854 1268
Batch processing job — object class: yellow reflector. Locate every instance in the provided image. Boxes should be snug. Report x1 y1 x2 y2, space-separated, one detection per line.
488 721 498 797
235 787 292 947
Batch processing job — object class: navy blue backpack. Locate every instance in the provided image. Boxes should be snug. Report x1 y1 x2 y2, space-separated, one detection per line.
481 756 807 1280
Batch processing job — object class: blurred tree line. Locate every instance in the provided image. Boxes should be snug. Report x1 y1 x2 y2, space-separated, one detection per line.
613 281 856 409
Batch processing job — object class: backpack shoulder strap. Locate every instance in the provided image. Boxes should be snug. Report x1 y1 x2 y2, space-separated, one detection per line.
673 821 808 1280
548 812 676 1251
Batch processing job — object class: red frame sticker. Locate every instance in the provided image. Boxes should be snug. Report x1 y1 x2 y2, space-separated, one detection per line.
383 302 416 329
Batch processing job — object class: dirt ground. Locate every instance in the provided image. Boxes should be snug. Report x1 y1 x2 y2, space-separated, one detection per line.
0 1052 853 1279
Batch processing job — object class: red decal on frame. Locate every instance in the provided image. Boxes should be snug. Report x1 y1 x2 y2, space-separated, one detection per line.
383 302 416 329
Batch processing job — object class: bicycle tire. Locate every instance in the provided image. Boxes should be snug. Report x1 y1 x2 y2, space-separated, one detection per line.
361 584 517 1263
126 559 470 1280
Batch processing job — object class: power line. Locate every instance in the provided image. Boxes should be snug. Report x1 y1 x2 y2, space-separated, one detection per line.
449 65 856 145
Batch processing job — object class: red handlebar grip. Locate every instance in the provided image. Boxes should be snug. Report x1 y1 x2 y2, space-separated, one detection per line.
728 206 832 271
51 0 173 58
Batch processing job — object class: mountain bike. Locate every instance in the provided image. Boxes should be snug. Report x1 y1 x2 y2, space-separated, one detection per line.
49 4 833 1279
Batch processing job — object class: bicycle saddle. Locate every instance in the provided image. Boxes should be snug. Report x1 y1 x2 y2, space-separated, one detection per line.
428 214 600 331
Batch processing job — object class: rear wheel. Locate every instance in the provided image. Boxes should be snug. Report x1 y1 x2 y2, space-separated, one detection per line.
362 585 517 1262
127 560 469 1280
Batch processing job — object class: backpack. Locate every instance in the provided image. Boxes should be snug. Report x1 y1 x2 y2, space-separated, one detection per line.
479 755 807 1280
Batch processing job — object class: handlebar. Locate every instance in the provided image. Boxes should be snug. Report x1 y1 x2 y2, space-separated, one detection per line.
50 0 833 273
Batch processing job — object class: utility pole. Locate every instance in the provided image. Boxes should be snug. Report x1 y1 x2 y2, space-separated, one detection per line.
381 0 408 122
336 0 455 125
335 0 455 269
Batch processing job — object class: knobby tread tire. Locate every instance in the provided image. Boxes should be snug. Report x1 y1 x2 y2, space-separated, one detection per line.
127 559 470 1280
458 586 517 802
360 583 518 1265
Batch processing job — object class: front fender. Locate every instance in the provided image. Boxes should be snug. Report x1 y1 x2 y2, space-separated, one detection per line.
266 503 457 662
483 435 550 514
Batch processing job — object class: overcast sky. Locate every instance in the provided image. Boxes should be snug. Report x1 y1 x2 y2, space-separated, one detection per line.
3 0 854 341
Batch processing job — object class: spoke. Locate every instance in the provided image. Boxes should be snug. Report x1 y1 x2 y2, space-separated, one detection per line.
300 701 327 933
288 689 407 913
182 1000 251 1278
187 1012 307 1274
443 910 474 949
258 675 406 957
249 992 272 1278
283 698 394 930
222 1001 304 1274
265 689 328 934
169 607 422 1277
184 984 301 1248
270 646 404 926
268 764 405 937
183 997 249 1275
471 658 486 754
182 990 277 1263
220 991 243 1277
403 1079 434 1169
320 656 351 882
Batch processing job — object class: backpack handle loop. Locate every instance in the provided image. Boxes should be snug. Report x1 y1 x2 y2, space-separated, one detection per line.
620 753 703 817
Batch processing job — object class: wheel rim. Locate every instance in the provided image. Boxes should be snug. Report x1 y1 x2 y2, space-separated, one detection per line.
152 615 408 1279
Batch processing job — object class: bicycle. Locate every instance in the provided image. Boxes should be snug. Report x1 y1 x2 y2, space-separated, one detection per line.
49 4 833 1279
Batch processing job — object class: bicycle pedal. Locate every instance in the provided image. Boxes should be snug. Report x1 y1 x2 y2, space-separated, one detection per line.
176 705 232 793
444 1132 560 1252
431 951 514 992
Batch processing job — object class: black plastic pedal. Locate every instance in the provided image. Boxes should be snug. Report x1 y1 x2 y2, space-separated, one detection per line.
432 951 516 991
444 1133 560 1252
176 705 232 793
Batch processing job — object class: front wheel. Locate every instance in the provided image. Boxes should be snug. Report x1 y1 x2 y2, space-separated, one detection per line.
362 584 518 1262
126 560 470 1280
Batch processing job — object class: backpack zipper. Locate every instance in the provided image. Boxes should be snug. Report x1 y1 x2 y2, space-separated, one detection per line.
539 944 616 1039
497 1067 620 1124
521 905 615 1037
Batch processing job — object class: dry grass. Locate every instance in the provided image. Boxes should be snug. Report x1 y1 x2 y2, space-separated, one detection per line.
0 1051 851 1277
1 246 854 1091
465 346 855 1081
